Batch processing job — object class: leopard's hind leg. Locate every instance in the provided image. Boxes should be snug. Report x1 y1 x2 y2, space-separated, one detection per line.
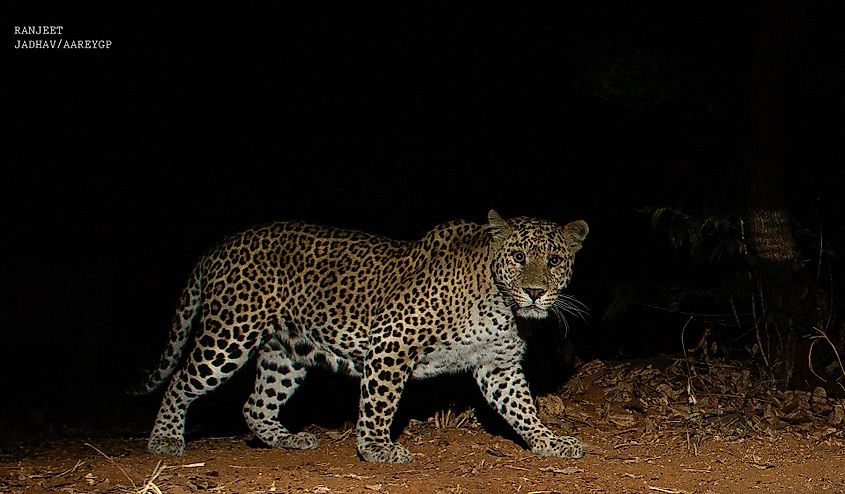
243 336 318 449
147 316 259 456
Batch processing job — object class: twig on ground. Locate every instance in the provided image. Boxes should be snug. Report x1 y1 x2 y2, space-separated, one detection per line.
135 460 165 494
648 487 690 494
539 466 583 474
808 326 845 393
166 462 205 469
53 460 86 478
680 316 698 406
433 408 476 430
328 428 355 442
84 442 135 489
131 460 206 494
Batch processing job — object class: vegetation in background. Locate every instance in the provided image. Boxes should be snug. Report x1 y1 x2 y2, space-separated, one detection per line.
606 206 843 395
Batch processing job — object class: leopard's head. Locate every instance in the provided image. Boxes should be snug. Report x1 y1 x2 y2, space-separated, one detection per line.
488 210 589 320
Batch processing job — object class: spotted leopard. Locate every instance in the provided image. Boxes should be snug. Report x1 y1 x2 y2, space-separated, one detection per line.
132 210 589 463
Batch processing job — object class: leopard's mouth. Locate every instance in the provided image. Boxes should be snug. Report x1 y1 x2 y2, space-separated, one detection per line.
516 305 549 320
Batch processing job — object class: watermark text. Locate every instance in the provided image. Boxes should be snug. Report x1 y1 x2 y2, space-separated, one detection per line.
13 25 112 50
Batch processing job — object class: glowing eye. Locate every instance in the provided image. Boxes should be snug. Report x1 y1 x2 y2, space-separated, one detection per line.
548 255 562 267
513 251 526 263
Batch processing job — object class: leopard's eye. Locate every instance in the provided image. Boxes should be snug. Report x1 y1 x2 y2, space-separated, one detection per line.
512 251 526 264
548 254 562 267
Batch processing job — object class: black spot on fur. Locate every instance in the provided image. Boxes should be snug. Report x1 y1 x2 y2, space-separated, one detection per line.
294 341 313 356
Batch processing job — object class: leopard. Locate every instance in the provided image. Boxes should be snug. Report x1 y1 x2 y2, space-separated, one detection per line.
131 210 589 463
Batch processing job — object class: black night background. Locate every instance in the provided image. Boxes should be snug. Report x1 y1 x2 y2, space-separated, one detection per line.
4 3 845 490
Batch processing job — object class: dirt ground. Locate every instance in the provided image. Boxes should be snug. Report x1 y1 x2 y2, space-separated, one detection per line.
2 423 844 494
3 359 844 493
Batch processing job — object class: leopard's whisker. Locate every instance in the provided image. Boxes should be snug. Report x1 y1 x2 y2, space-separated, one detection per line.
553 300 587 317
549 305 570 337
556 293 589 312
553 295 590 321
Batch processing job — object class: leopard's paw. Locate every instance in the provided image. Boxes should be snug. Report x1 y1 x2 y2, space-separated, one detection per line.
272 432 319 450
148 436 187 456
358 441 412 463
531 435 585 459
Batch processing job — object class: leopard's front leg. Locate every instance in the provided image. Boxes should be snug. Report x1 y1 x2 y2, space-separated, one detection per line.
356 336 414 463
473 363 585 459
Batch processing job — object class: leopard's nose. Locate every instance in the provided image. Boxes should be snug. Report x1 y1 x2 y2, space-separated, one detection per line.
523 288 546 301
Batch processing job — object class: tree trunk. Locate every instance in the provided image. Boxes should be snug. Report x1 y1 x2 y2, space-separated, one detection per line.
744 0 808 387
746 0 803 263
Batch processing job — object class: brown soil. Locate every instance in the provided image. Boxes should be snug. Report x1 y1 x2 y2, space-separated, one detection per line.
3 425 844 494
3 358 844 494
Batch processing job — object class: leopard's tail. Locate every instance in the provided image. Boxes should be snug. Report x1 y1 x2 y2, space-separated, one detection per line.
127 261 203 395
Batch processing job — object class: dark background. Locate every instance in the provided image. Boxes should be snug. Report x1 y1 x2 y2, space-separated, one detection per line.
5 3 844 439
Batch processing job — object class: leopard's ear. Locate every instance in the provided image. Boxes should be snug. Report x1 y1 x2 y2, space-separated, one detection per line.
563 220 589 253
487 210 512 249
